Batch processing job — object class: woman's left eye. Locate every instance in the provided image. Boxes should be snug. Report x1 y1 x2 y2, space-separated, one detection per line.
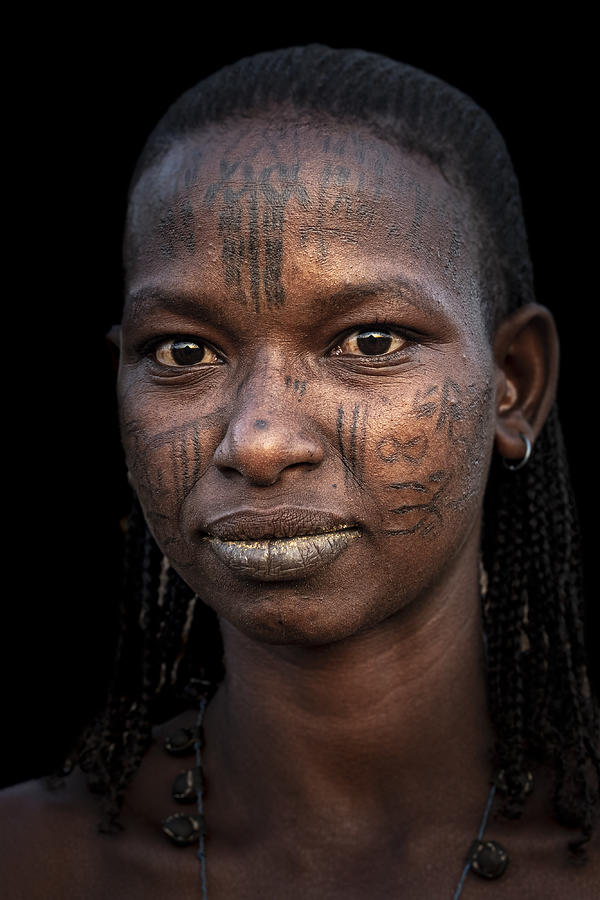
330 328 407 358
153 339 221 367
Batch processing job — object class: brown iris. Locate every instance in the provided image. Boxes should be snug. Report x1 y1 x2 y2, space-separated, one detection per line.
155 339 220 367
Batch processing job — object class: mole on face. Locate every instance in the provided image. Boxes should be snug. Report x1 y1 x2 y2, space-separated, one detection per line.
254 419 269 430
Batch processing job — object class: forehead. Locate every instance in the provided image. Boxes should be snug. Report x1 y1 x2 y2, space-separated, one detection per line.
125 117 485 330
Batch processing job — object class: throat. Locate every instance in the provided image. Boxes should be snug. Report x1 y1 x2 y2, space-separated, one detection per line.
199 598 494 837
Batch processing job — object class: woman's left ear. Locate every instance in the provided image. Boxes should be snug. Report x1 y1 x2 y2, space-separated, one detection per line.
493 303 559 463
106 324 121 349
106 324 121 375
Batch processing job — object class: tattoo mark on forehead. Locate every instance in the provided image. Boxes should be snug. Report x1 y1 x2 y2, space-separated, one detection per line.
300 159 385 261
407 183 432 250
321 134 348 157
384 469 451 536
182 148 204 189
284 376 306 401
377 434 429 464
204 159 311 311
384 183 467 283
337 403 368 484
158 199 196 258
444 228 462 281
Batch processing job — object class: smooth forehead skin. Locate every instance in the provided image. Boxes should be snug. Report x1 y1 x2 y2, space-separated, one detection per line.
124 117 489 353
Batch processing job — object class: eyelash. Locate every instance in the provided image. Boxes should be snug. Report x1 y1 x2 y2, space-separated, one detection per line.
139 335 224 368
329 320 419 362
140 321 420 371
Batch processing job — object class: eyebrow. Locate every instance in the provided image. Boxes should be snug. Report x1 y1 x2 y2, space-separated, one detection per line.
320 277 445 319
123 286 226 328
124 275 446 324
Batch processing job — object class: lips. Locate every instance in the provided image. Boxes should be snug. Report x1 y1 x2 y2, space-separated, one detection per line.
197 508 362 581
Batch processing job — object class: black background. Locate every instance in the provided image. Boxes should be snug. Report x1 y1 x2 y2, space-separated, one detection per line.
4 19 595 788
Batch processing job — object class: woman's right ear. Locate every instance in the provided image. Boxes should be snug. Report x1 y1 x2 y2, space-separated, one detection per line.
106 324 121 375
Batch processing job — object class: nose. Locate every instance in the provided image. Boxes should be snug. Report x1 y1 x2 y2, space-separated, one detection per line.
213 381 324 486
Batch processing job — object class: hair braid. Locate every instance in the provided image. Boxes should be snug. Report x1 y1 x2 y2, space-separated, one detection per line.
155 565 198 693
483 406 599 853
96 522 163 831
484 442 528 818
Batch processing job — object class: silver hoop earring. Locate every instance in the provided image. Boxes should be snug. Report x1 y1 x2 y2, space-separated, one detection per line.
502 433 532 471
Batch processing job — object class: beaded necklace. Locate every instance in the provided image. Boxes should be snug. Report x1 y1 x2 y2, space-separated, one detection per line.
160 685 530 899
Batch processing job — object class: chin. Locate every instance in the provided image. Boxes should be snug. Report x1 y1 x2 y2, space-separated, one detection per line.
212 584 400 648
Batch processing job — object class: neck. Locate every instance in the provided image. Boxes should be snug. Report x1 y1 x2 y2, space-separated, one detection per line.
203 548 493 841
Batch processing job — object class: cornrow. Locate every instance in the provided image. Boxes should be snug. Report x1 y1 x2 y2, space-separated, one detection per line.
45 44 597 855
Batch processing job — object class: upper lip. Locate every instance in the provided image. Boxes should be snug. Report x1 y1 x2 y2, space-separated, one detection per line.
199 508 360 541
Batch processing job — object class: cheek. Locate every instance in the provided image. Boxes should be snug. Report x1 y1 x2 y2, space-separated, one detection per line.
118 391 215 568
367 377 494 544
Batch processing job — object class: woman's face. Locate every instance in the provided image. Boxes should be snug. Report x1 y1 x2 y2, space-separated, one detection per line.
118 117 496 645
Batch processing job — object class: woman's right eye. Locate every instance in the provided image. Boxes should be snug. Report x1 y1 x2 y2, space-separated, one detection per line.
153 339 221 368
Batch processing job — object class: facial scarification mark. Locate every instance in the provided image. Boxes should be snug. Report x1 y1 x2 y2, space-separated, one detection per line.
121 420 207 572
284 376 306 401
182 149 204 189
407 182 432 251
124 420 204 511
411 378 476 443
337 403 368 483
377 434 429 464
444 228 462 280
384 470 451 536
204 158 311 310
158 199 196 258
299 154 386 261
412 385 439 421
435 379 464 442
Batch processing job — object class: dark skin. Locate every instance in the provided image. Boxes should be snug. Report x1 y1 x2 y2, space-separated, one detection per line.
2 117 597 898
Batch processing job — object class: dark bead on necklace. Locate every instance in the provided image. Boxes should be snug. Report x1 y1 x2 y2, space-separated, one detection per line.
494 769 534 796
161 812 207 845
172 766 204 802
164 727 201 755
467 840 509 879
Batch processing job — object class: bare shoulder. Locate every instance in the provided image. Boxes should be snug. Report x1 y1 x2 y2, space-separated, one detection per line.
493 802 600 898
0 710 199 900
534 828 600 899
0 771 104 900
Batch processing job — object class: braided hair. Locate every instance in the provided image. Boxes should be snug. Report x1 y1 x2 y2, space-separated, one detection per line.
45 45 598 856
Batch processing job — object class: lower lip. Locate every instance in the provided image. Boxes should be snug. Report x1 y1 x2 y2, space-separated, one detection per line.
201 528 362 581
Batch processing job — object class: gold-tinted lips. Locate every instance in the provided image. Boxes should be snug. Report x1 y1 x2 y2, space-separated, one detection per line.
199 510 362 581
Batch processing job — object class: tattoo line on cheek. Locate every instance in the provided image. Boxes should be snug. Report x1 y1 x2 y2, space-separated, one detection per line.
411 379 472 444
337 403 367 483
284 375 306 400
377 434 429 465
383 469 451 536
168 422 205 504
125 420 206 509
